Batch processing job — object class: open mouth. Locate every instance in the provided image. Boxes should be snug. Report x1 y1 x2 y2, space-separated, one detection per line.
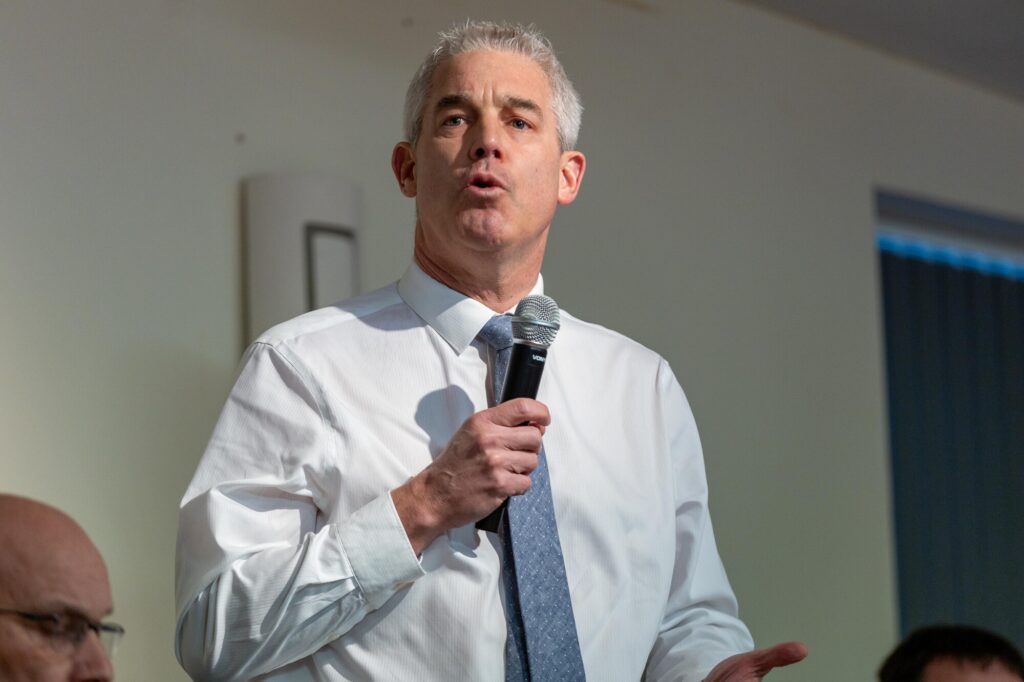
466 173 504 191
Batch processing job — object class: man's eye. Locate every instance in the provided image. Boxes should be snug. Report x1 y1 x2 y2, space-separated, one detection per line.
35 614 77 639
34 615 64 636
510 119 530 130
59 617 93 643
443 116 466 127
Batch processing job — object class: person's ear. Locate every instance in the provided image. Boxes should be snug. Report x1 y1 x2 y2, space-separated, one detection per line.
392 142 417 197
557 150 586 205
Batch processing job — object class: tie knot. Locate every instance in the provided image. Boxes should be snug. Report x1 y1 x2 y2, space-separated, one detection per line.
478 314 514 351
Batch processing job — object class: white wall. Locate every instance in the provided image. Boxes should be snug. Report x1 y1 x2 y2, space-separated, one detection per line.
1 1 1022 680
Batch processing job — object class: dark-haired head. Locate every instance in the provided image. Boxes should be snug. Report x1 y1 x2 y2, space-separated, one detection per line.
879 624 1024 682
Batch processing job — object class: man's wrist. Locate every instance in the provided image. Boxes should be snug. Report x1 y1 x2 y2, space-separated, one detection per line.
391 475 447 556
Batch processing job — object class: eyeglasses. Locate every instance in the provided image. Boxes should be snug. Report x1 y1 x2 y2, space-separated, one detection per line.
0 608 125 657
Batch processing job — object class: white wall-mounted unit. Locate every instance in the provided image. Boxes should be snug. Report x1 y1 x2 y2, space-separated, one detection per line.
243 173 361 343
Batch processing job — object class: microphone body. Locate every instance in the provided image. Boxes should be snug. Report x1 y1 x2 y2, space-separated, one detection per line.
500 344 548 403
476 342 548 533
476 296 560 533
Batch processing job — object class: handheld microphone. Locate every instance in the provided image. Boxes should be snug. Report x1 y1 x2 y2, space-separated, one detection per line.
476 294 561 533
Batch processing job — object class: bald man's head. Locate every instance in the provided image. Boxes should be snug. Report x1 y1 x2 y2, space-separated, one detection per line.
0 494 115 681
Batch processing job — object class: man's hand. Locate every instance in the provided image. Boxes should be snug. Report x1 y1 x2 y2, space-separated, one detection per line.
704 642 808 681
392 398 550 554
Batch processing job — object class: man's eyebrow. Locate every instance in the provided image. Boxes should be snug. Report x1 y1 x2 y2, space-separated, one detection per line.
434 94 473 111
432 94 543 117
502 96 543 116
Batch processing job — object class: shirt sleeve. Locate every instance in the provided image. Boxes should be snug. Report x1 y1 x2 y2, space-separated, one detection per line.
643 360 755 682
174 342 424 681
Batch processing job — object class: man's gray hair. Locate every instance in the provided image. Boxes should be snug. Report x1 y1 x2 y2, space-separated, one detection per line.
403 19 583 152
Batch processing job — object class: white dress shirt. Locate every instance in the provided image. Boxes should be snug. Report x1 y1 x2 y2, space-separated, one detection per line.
175 263 753 682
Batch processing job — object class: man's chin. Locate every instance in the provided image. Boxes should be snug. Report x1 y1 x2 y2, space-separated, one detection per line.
456 216 514 250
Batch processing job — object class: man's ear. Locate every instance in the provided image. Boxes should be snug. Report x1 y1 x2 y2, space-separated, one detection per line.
392 142 417 197
557 150 586 205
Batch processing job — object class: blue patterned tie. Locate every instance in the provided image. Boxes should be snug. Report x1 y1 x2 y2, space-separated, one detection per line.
477 315 587 682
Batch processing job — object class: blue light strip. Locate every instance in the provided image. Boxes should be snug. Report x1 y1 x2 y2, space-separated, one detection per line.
877 232 1024 282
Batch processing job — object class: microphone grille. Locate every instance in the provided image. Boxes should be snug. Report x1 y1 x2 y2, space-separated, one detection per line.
511 294 560 348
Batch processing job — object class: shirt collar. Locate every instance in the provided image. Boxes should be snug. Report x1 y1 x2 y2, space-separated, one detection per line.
397 261 545 354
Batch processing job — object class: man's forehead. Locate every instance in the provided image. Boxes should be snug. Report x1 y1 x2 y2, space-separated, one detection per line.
427 49 552 107
0 550 113 617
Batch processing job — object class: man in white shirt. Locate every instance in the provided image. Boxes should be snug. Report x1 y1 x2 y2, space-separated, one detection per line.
175 20 806 681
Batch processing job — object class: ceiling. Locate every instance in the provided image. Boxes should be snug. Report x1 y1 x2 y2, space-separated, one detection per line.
738 0 1024 103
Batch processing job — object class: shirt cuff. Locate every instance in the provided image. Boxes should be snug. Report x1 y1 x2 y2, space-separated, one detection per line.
334 492 425 611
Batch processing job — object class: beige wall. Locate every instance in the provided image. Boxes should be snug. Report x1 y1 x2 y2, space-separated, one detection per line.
2 1 1022 679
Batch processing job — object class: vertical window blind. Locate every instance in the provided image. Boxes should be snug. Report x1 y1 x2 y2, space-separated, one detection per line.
878 224 1024 650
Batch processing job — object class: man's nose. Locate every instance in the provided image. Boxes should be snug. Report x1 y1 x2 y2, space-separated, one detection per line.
469 116 503 161
71 630 114 681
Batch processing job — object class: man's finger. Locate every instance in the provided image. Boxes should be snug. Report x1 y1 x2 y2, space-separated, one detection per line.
501 450 540 476
503 471 534 497
751 642 808 673
489 425 544 454
486 398 551 427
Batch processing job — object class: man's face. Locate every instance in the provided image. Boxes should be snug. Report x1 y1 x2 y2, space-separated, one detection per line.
921 657 1024 682
394 48 584 276
0 517 115 681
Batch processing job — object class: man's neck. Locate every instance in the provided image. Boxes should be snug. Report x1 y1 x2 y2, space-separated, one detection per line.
414 248 541 313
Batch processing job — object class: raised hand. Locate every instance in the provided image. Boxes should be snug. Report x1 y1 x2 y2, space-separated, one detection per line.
704 642 808 682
